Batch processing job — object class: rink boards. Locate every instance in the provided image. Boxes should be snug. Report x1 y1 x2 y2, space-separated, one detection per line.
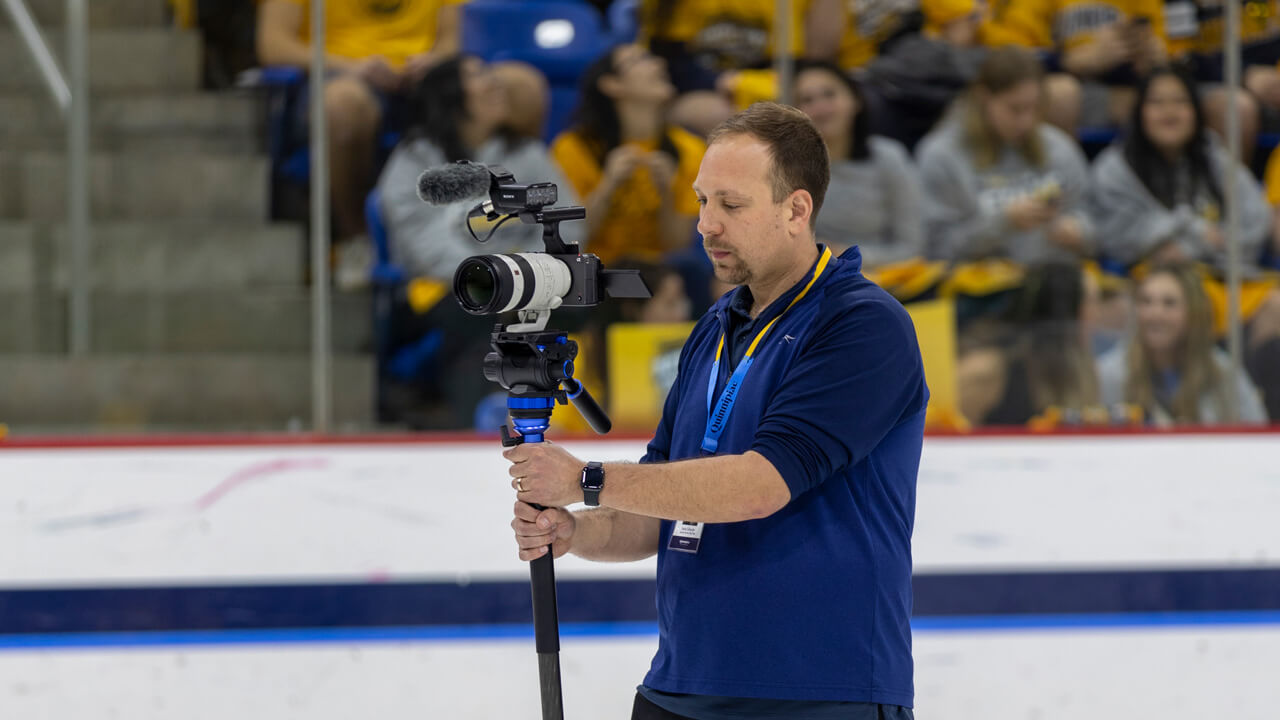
0 431 1277 718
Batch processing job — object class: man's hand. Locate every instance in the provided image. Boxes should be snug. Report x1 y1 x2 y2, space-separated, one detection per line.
511 502 576 561
505 440 586 508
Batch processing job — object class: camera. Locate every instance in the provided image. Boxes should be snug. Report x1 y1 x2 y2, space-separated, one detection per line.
449 165 650 332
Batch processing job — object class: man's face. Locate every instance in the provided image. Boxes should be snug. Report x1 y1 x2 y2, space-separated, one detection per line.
693 136 790 288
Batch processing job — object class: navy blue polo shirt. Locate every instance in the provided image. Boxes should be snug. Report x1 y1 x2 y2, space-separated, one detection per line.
636 245 927 716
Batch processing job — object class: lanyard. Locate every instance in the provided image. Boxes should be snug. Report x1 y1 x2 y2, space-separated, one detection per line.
701 246 832 454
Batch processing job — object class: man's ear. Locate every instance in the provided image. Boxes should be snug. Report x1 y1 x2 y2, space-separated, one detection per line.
786 189 814 231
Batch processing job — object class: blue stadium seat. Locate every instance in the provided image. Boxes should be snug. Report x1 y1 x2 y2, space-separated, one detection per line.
259 67 401 217
607 0 640 42
365 189 443 390
462 0 620 141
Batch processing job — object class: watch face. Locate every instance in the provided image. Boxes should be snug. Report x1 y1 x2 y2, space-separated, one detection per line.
582 465 605 490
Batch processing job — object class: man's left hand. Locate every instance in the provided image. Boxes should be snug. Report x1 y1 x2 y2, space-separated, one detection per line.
504 441 586 508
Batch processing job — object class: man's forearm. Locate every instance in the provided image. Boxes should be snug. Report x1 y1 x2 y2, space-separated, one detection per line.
599 451 791 524
569 508 661 562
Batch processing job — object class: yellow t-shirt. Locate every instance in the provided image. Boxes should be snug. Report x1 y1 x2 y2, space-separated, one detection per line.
997 0 1167 52
1164 0 1280 57
1263 144 1280 206
837 0 915 69
641 0 808 69
551 127 705 265
283 0 467 68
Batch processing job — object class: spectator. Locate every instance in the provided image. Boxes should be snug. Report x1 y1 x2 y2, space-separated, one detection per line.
256 0 464 280
980 261 1103 425
917 47 1094 266
377 56 582 281
996 0 1167 127
1097 264 1269 425
551 44 704 266
639 0 849 133
1091 67 1271 271
795 61 925 266
854 0 988 149
374 56 581 430
1167 0 1280 162
1256 143 1280 263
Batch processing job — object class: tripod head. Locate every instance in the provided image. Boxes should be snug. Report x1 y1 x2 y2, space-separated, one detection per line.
486 326 611 445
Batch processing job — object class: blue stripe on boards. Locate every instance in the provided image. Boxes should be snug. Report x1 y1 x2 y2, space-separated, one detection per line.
1 569 1279 636
4 612 1280 650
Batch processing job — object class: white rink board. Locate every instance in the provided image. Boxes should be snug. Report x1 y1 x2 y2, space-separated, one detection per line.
2 433 1280 719
1 626 1277 719
0 433 1278 584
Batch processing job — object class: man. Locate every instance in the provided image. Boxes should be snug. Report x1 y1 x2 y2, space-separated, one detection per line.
507 102 926 719
256 0 464 284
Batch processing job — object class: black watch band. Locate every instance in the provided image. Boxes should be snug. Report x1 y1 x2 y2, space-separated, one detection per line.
581 461 605 506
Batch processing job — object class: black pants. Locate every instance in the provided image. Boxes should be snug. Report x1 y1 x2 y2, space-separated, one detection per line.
631 692 916 720
631 693 696 720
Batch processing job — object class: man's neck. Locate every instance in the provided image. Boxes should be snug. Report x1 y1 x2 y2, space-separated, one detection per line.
747 244 821 318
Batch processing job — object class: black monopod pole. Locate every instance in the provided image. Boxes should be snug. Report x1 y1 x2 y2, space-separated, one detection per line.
502 417 564 720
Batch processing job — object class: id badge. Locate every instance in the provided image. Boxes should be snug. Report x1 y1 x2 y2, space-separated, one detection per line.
667 521 704 554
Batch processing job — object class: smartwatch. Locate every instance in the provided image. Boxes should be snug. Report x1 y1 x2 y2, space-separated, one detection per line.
580 461 605 506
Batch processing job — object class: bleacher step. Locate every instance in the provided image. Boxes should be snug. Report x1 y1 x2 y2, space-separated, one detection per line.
20 152 269 221
18 0 169 29
0 220 303 291
0 29 200 93
0 289 371 354
0 354 375 430
0 93 264 154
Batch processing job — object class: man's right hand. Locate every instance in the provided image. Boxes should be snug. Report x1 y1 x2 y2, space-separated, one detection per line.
512 502 576 561
350 55 401 92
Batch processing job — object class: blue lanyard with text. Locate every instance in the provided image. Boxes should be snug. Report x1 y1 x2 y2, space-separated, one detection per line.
701 246 832 454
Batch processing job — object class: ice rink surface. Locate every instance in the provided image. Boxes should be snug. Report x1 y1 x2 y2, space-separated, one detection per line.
1 431 1277 717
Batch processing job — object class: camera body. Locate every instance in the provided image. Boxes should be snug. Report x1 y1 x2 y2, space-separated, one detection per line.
451 165 649 332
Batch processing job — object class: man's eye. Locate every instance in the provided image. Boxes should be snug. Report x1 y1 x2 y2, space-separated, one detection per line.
723 204 739 210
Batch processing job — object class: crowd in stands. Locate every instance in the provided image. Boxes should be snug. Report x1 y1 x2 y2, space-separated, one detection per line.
245 0 1280 430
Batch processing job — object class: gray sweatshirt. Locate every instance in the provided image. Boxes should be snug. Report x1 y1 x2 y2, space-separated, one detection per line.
376 137 584 281
1096 345 1268 425
1089 144 1269 273
816 136 926 267
916 116 1095 264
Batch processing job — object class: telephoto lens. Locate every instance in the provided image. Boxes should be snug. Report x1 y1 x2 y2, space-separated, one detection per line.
453 253 572 315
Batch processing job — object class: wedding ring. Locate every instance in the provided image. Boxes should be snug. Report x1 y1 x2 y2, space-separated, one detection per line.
516 477 526 493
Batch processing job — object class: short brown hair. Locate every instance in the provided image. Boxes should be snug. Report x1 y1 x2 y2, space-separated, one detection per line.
706 102 829 229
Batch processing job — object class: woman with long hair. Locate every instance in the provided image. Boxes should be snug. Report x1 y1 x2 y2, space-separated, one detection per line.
376 55 582 280
917 46 1095 266
794 61 924 268
1091 67 1271 273
1097 264 1268 425
1091 66 1280 416
550 43 704 265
